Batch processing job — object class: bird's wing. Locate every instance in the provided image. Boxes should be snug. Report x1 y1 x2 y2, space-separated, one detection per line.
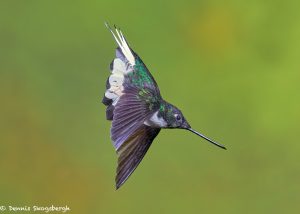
115 124 160 189
110 86 159 149
102 24 160 121
111 87 160 189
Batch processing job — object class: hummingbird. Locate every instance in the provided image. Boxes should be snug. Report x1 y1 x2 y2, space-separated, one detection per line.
102 23 226 189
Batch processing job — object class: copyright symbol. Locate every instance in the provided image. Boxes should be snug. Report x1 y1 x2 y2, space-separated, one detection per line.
0 206 6 211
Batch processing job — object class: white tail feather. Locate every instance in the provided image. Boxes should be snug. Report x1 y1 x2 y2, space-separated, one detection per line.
105 23 135 65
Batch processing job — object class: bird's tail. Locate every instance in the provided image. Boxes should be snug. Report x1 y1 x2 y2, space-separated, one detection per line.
102 23 135 120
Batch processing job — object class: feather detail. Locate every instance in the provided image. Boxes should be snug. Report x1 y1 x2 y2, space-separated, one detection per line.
105 22 135 66
110 87 156 150
102 23 166 188
115 125 160 189
102 24 137 117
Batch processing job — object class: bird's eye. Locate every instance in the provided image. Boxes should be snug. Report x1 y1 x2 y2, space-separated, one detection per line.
175 114 181 121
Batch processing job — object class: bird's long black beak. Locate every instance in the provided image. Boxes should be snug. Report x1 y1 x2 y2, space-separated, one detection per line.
187 128 226 150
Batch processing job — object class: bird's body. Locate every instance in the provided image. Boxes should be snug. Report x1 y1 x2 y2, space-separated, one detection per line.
102 24 226 189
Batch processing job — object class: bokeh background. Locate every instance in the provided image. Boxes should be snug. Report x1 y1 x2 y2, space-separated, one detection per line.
1 0 300 213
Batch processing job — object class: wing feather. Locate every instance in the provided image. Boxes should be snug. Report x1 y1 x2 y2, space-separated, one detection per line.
111 87 157 150
115 125 160 189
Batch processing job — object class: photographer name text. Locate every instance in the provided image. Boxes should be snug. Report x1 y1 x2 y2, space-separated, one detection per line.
0 205 70 213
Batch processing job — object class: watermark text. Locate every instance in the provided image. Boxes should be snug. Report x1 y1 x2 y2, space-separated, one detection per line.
0 205 70 213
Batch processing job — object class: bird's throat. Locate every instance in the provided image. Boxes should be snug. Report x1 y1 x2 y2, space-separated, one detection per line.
144 111 168 128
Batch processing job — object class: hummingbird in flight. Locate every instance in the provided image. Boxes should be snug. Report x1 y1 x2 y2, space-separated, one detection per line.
102 23 226 189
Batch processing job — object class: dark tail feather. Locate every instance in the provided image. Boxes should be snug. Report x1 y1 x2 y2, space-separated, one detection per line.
102 76 114 121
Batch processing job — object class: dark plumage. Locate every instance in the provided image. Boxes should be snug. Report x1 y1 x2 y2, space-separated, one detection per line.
102 23 226 189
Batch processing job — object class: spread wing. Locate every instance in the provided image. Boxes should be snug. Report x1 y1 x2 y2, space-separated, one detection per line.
111 87 159 149
116 124 160 189
111 87 160 189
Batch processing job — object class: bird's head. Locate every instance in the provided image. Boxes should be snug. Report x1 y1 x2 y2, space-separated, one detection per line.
160 102 226 150
159 103 191 129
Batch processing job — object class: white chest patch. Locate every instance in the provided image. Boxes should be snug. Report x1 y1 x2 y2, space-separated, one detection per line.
144 111 167 128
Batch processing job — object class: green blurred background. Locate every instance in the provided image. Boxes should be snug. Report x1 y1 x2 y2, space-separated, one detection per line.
1 0 300 213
